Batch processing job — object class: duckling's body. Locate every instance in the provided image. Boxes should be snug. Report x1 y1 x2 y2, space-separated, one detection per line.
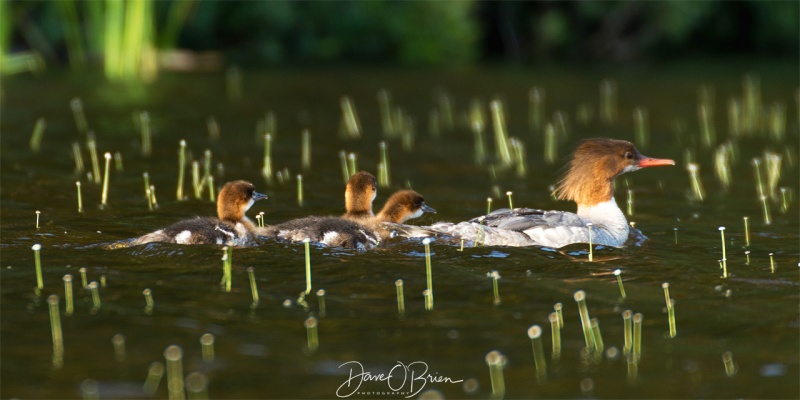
262 216 380 250
132 180 267 246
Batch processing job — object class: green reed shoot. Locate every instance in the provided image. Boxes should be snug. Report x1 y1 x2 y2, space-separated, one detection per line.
674 227 679 244
423 238 434 310
164 345 185 400
752 158 765 197
623 310 633 354
185 372 208 400
32 244 43 291
379 141 390 187
587 223 594 262
101 152 111 207
574 290 596 352
488 271 501 305
316 289 326 318
302 129 311 170
347 152 358 177
72 142 85 173
614 269 627 300
765 152 782 199
667 299 677 338
79 267 88 288
247 267 259 307
549 312 561 360
206 177 214 202
303 238 312 294
226 66 242 101
780 188 790 213
100 275 106 288
436 91 455 131
471 120 487 165
200 333 215 363
378 90 395 137
485 350 506 399
490 100 513 167
258 212 265 228
191 161 201 199
143 288 154 313
767 102 786 141
139 112 152 156
146 188 154 211
698 104 715 148
687 163 705 201
506 191 513 209
340 96 362 138
88 281 101 310
220 247 231 292
599 79 617 124
633 313 643 361
35 210 41 229
529 87 545 132
511 138 528 177
722 351 737 376
744 250 750 265
714 144 732 190
395 279 405 315
143 362 165 395
150 185 159 207
627 351 638 384
87 134 101 184
70 98 88 135
769 253 775 273
623 189 633 216
742 74 761 135
718 227 728 277
590 318 605 354
305 317 319 351
112 333 126 362
554 303 564 328
47 295 64 368
63 275 74 315
484 197 492 215
760 195 772 225
29 117 46 152
177 140 187 200
544 123 557 164
261 134 274 183
633 107 649 149
727 98 742 137
339 151 349 182
527 325 547 381
297 175 304 207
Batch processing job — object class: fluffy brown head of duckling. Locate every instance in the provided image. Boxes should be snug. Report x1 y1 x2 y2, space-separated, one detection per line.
216 180 268 223
376 190 436 224
344 171 377 221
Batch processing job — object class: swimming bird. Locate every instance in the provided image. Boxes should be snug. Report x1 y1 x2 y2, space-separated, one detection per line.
263 189 435 249
391 138 674 248
132 180 268 246
342 171 377 222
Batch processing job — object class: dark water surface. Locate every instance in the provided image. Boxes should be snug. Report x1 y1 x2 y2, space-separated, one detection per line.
1 64 798 399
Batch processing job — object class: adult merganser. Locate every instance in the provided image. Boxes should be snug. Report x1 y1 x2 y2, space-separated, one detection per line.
132 180 268 246
342 171 377 222
263 189 435 249
393 138 674 248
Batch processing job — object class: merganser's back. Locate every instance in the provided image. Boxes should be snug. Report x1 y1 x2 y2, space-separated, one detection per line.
401 138 674 248
131 180 268 246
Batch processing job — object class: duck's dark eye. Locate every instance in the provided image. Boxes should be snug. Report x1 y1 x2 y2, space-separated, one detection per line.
624 151 635 160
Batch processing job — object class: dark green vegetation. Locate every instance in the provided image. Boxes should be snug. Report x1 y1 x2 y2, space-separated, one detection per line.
1 63 798 398
3 1 798 71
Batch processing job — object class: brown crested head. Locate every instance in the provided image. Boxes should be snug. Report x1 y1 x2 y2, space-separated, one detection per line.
217 180 268 222
554 138 674 206
344 171 377 220
376 190 436 223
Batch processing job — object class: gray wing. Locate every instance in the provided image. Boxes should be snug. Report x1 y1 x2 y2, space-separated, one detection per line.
469 208 586 232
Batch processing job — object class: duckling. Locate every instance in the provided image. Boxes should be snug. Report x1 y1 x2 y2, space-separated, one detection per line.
342 171 377 222
368 190 436 239
132 180 267 246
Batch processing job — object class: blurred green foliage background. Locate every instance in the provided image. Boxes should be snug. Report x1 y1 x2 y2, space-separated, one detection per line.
3 0 798 70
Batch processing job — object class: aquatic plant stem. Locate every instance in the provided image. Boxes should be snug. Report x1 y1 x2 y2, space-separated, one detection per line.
200 333 215 363
316 289 326 317
63 275 74 315
32 244 43 291
485 350 506 399
423 238 433 310
47 295 64 369
527 325 547 381
549 312 561 360
305 317 319 351
304 238 312 294
574 290 596 352
247 267 259 307
743 217 750 246
614 269 627 300
623 310 633 355
76 181 83 212
176 140 186 200
101 152 111 207
719 227 728 278
164 345 185 400
395 279 405 315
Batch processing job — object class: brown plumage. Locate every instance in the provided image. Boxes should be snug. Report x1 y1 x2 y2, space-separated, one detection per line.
343 171 377 221
367 190 436 239
554 138 673 207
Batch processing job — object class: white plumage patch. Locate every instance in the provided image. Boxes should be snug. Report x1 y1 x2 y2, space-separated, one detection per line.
321 231 340 246
174 230 192 244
